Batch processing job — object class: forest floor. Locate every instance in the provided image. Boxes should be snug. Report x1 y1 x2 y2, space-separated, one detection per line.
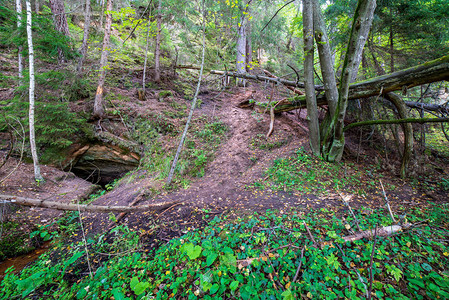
1 71 448 266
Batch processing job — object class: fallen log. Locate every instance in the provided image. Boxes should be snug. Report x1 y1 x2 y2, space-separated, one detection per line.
209 70 324 91
174 64 201 70
273 55 449 113
0 195 181 213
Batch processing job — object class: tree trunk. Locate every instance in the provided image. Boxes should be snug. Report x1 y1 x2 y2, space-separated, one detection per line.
154 0 162 83
35 0 39 13
384 92 413 178
303 0 320 156
389 25 394 73
142 18 151 92
166 1 207 186
49 0 70 63
93 0 113 119
236 12 247 86
324 0 377 162
245 15 252 73
313 0 338 117
16 0 23 80
76 0 91 75
350 0 376 82
26 0 43 182
1 195 181 213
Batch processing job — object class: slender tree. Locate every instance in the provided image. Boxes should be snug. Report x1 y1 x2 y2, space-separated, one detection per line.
303 0 320 155
93 0 113 119
16 0 23 80
26 0 43 181
235 1 248 86
76 0 92 75
154 0 162 83
322 0 377 162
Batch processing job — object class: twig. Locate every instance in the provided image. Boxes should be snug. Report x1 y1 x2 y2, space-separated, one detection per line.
368 226 378 300
303 221 317 246
338 192 362 232
292 246 306 282
0 116 25 185
379 180 396 223
77 199 93 279
154 202 183 221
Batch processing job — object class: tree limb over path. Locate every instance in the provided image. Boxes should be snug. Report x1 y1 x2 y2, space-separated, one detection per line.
0 195 181 213
212 56 449 113
275 55 449 113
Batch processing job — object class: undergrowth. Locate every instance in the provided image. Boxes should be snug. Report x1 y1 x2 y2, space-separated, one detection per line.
1 204 448 299
252 147 374 196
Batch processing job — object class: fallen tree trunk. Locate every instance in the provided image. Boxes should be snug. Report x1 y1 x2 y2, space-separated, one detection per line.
0 195 181 213
274 55 449 113
174 64 201 70
210 70 324 91
226 56 448 113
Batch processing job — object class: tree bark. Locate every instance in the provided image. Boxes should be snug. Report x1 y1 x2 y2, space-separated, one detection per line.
154 0 162 83
26 0 43 182
93 0 113 119
76 0 91 75
16 0 23 80
303 0 320 155
1 195 181 213
49 0 70 63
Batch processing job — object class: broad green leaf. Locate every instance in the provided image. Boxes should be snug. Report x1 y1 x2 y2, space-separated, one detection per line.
230 280 239 291
206 253 218 266
210 283 219 294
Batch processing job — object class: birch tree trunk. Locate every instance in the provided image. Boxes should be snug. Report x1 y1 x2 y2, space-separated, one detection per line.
236 12 247 86
26 0 43 182
76 0 92 75
16 0 23 80
35 0 39 13
154 0 162 83
303 0 320 156
93 0 113 119
49 0 70 63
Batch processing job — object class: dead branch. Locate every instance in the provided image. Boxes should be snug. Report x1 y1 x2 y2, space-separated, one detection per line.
343 225 403 242
379 180 396 223
263 70 305 95
0 195 181 213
